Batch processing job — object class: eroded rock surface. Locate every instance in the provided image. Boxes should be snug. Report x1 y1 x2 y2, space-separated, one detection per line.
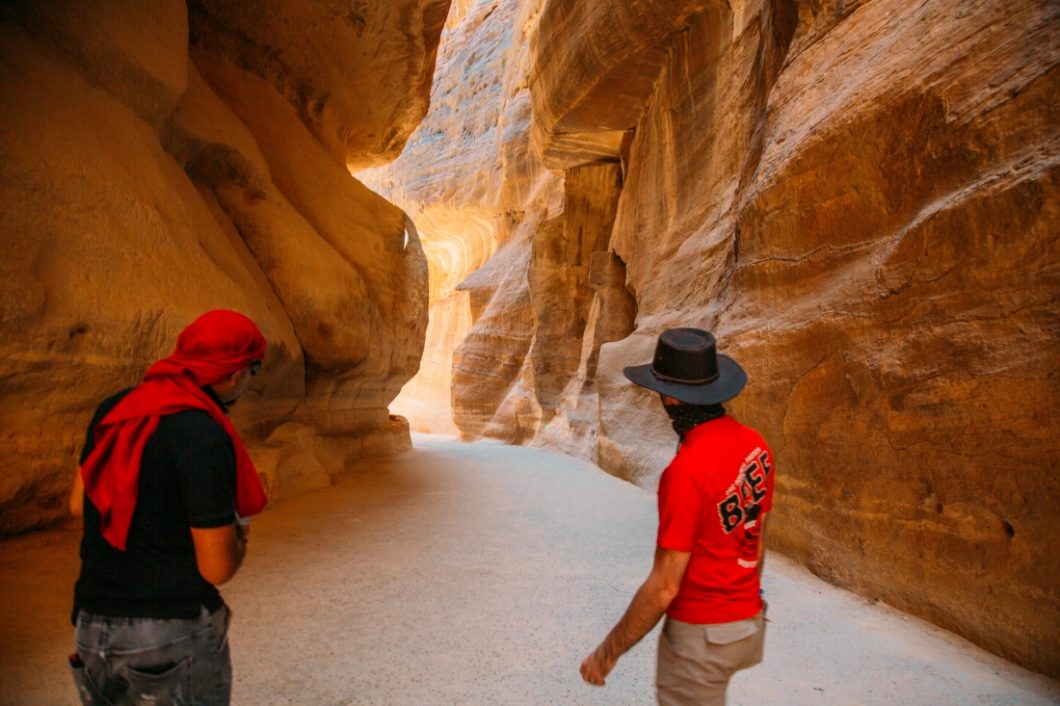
374 0 1059 678
359 0 564 436
0 1 444 530
188 0 450 169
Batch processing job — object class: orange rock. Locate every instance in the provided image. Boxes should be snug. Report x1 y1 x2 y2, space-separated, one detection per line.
374 0 1059 678
187 0 450 169
0 1 444 531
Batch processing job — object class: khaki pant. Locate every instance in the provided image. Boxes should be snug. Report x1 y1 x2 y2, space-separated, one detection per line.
656 610 766 706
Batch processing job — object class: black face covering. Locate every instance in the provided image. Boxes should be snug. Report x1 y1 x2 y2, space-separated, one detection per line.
664 402 726 440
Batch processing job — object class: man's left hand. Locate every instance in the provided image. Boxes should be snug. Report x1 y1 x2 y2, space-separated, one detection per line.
580 645 616 686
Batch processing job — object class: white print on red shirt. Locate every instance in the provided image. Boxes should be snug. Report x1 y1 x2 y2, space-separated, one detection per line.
716 447 772 568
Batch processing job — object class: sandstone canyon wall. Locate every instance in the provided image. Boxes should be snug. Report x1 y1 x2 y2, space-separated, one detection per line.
0 1 449 532
360 0 565 436
374 0 1059 677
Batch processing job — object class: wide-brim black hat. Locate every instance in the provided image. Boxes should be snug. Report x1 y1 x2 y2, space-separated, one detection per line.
623 328 747 405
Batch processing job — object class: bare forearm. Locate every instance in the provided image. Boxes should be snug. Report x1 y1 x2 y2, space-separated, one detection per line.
599 580 673 663
581 547 688 686
222 525 248 581
192 523 247 585
229 527 247 572
69 469 84 517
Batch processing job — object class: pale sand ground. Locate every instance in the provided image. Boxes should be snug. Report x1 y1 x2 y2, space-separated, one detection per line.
1 434 1057 705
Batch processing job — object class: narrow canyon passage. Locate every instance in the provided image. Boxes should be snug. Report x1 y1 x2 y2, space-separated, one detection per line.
2 0 1056 687
2 437 1057 706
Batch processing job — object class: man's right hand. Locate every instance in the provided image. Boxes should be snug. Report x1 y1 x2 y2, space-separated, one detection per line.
580 645 617 686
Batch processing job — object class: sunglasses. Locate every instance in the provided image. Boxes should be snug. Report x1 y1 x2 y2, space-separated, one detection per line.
248 360 262 376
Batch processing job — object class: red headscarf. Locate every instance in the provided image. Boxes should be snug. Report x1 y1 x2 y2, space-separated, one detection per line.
81 309 269 550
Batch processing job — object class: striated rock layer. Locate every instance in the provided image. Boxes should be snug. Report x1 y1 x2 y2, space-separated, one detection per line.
384 0 1059 677
0 1 446 532
359 0 564 436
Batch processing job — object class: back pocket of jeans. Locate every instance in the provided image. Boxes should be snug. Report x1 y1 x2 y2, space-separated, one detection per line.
122 656 192 706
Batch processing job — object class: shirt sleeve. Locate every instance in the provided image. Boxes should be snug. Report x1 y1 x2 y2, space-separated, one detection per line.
172 413 237 529
657 455 703 552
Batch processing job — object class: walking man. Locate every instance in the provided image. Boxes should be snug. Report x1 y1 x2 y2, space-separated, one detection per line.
68 309 269 705
580 328 774 705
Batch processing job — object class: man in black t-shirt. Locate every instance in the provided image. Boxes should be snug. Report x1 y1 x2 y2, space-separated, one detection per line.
68 310 268 706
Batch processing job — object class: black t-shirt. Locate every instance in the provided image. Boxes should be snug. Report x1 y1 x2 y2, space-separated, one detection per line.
72 387 237 622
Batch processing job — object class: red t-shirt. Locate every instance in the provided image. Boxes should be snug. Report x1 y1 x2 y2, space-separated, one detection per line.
657 415 775 624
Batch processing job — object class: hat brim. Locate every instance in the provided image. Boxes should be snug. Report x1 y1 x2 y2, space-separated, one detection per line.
623 354 747 405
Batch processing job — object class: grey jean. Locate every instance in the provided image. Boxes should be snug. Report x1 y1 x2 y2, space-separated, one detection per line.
70 605 231 706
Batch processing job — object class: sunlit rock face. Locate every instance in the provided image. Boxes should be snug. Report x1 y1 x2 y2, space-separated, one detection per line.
727 1 1057 678
359 0 563 437
0 0 444 532
449 161 633 446
610 0 1058 678
550 0 1059 678
389 0 1057 677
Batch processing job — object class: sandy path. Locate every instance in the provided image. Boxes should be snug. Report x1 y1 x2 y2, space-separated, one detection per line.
1 435 1057 705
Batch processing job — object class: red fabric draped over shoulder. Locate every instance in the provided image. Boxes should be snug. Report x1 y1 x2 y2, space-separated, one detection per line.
80 310 269 550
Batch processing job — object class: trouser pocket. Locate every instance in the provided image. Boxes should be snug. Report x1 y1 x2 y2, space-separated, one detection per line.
213 604 231 656
69 653 114 706
121 656 193 706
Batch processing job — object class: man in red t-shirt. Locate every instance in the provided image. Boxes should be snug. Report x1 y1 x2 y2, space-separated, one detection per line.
580 328 774 705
